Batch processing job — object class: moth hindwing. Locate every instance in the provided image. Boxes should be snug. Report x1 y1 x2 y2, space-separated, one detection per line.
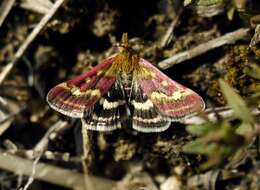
47 33 205 132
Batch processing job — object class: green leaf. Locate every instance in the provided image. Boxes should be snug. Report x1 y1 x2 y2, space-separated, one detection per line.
236 121 254 135
243 65 260 80
182 140 203 154
219 79 254 123
186 123 216 137
251 92 260 99
227 7 235 20
182 140 217 155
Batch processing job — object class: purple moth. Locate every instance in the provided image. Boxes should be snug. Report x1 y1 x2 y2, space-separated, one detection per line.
47 33 205 132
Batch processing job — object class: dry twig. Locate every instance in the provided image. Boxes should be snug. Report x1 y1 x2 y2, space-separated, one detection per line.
20 0 53 14
0 152 116 190
0 0 66 86
81 120 95 190
183 106 260 125
33 120 69 155
158 28 250 69
0 110 13 135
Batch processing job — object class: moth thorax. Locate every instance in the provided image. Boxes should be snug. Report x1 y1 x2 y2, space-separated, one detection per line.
120 72 133 99
113 48 140 74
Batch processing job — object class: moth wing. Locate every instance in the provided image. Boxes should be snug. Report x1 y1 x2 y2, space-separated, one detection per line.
138 58 205 121
82 82 127 131
46 57 116 118
131 85 171 132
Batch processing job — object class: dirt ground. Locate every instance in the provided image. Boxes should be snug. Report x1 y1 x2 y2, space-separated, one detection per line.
0 0 259 190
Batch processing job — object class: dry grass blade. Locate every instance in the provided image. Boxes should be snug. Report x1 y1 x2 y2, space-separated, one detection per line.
0 0 15 27
183 107 260 125
0 97 23 135
0 0 66 86
158 28 250 69
20 0 53 14
0 108 13 135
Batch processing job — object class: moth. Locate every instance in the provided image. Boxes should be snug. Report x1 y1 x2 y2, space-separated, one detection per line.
47 33 205 132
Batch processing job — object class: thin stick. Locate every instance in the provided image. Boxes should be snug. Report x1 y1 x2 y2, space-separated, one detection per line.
21 120 69 190
33 120 68 154
0 0 15 28
158 28 250 69
21 153 42 190
0 152 116 190
0 0 66 85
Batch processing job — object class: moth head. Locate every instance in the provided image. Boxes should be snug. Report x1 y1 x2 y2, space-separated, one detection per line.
117 33 132 54
112 33 140 73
